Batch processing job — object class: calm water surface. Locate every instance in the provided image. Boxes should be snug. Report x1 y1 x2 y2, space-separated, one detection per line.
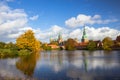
0 50 120 80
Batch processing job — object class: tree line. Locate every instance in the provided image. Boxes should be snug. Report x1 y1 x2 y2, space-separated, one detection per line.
0 29 120 58
64 36 120 50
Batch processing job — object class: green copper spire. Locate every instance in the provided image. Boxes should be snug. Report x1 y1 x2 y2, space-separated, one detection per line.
50 35 53 43
82 25 87 39
58 32 62 40
81 25 88 42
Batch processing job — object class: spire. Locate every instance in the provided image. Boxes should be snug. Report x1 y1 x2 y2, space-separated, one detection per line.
83 25 86 35
58 32 62 40
58 32 63 44
50 35 53 43
82 25 87 39
81 25 89 43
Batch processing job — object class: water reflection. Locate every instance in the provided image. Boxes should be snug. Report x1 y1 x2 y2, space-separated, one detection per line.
0 50 120 80
34 50 120 80
82 51 88 72
16 53 40 77
0 58 25 79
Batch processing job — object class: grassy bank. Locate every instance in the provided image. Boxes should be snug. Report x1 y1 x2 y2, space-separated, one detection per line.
0 49 31 58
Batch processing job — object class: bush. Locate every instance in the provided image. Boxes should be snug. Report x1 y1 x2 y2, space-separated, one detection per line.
0 49 18 58
0 42 5 49
41 43 52 50
65 38 77 50
102 37 113 50
18 49 31 56
87 40 96 50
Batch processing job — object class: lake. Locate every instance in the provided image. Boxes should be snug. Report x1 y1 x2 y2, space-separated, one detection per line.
0 50 120 80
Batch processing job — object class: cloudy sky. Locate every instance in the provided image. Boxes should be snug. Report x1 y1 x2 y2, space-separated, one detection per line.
0 0 120 42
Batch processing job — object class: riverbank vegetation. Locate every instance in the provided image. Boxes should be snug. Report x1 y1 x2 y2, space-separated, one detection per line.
87 40 96 50
0 29 120 58
0 30 41 58
65 38 77 50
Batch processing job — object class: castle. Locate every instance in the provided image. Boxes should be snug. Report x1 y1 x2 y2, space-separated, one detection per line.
50 25 89 43
49 25 90 49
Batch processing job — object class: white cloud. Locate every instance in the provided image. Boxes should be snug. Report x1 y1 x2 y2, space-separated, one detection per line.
34 25 65 42
0 3 30 42
0 58 26 78
6 0 14 2
65 14 118 28
34 25 120 43
86 26 120 41
0 2 119 43
29 15 39 21
93 15 101 19
1 0 14 2
69 29 82 39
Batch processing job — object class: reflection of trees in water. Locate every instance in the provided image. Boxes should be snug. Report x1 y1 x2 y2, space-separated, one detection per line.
104 51 112 55
66 51 75 63
41 51 65 72
16 53 40 77
49 51 64 66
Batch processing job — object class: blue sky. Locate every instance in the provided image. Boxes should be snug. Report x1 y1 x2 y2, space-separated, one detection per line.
0 0 120 42
8 0 120 29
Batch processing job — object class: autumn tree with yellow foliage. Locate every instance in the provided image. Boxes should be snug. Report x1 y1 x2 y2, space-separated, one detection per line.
16 30 41 52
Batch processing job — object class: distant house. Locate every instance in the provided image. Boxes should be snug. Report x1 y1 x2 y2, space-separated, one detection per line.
48 44 59 49
94 40 103 48
48 33 65 49
111 40 120 50
76 42 88 50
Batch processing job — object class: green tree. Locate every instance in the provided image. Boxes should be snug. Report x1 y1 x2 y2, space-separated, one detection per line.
16 30 41 52
4 42 18 49
87 40 96 50
0 42 6 49
102 37 113 50
65 38 77 50
41 43 51 50
116 35 120 46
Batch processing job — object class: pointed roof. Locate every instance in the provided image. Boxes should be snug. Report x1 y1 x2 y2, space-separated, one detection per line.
82 25 87 39
58 32 62 40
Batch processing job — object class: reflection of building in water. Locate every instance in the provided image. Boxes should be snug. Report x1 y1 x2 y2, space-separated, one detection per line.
66 51 120 80
82 51 88 72
34 51 120 80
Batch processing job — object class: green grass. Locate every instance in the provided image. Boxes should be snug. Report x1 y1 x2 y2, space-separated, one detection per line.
0 49 31 58
0 49 18 58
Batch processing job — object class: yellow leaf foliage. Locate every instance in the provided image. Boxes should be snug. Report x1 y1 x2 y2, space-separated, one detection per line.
16 30 41 52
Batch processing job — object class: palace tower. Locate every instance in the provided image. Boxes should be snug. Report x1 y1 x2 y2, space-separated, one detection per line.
81 25 89 43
